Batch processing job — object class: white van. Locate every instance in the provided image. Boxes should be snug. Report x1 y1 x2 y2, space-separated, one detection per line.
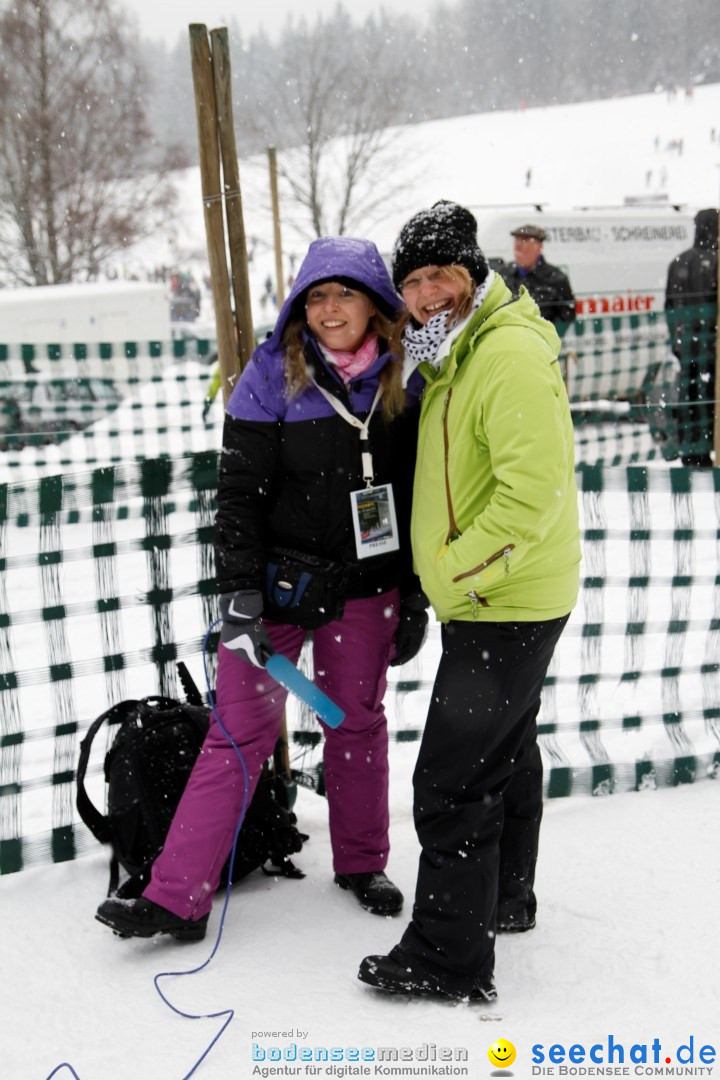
0 280 174 388
0 280 171 346
471 206 695 401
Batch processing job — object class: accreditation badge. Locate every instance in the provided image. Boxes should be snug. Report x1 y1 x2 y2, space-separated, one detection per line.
350 483 400 559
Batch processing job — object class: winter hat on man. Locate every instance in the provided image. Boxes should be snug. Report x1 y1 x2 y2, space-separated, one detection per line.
392 200 489 290
510 223 547 242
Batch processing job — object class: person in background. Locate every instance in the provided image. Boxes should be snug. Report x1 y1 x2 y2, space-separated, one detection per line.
358 201 580 1002
500 223 576 336
96 237 428 942
201 360 222 420
664 207 719 468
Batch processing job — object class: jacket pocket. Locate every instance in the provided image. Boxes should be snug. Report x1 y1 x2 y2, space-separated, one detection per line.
451 544 515 583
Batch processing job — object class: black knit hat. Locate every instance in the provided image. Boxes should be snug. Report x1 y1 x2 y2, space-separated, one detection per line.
392 200 489 290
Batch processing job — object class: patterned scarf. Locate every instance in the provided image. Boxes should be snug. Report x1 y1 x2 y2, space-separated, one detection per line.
318 333 380 383
401 270 495 380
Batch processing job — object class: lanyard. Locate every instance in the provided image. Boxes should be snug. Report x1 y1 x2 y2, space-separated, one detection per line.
312 379 383 488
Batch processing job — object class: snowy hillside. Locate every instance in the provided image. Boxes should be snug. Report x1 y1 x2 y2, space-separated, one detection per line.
122 82 720 325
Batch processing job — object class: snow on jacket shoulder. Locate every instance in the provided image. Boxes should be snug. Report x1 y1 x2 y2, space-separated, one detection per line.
411 275 581 623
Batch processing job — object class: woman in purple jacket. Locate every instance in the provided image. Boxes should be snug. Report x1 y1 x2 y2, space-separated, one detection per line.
96 237 427 941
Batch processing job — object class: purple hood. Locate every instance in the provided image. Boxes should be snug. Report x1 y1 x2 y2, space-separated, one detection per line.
255 237 402 365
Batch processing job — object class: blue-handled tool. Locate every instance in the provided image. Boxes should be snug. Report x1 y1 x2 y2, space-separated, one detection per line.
265 653 345 728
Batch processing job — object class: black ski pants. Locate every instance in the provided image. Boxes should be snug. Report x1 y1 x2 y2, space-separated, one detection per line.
398 614 569 994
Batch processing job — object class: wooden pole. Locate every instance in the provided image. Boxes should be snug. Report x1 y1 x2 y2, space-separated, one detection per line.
188 24 238 406
210 27 255 373
196 27 291 781
268 146 286 307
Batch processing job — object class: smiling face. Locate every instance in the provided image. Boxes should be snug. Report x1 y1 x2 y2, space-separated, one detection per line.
399 265 470 326
488 1040 516 1069
304 281 376 352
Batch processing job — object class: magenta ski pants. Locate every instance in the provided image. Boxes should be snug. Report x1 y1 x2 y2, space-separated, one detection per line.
143 589 400 920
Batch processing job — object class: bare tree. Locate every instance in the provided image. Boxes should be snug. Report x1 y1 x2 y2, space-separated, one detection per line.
245 10 416 239
0 0 178 285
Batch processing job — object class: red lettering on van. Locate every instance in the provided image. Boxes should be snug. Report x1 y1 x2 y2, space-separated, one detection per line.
576 294 655 316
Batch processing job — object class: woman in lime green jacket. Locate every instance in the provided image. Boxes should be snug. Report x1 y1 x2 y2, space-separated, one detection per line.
359 201 581 1003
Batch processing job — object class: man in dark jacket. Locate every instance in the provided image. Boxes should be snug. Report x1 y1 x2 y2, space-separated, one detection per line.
501 224 576 336
665 207 719 467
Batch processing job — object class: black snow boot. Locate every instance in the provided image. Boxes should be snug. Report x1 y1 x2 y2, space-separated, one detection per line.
468 979 498 1002
358 949 496 1002
334 871 403 915
496 895 536 934
95 896 208 942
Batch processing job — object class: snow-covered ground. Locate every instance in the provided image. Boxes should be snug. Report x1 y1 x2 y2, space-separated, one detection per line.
2 85 720 1080
3 765 719 1080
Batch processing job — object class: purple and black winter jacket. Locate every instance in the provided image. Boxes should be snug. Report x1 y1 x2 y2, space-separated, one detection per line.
214 238 418 604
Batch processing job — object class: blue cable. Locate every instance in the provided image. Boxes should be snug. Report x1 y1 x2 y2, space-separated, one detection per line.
45 620 250 1080
150 620 250 1079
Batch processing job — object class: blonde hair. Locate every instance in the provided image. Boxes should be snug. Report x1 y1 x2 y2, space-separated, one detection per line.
389 265 476 361
282 306 405 421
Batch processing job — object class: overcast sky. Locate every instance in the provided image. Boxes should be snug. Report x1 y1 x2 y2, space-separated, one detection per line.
119 0 434 44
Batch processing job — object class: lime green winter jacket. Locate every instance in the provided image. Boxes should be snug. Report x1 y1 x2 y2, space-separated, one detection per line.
411 273 581 623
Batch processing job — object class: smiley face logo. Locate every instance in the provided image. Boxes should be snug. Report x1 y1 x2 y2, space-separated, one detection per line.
488 1039 516 1069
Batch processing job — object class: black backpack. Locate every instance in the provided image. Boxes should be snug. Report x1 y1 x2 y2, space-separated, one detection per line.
76 677 306 899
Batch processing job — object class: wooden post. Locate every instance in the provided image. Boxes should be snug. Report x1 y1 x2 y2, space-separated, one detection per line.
192 26 291 780
188 24 238 406
210 28 255 373
268 146 286 307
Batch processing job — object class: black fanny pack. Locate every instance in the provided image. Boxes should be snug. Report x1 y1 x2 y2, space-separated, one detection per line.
264 547 348 629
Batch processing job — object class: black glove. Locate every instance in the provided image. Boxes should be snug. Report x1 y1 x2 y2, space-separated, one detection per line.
390 592 429 667
219 590 275 668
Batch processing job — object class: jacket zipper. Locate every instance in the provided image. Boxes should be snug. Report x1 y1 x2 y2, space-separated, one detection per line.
452 544 515 582
459 546 514 619
467 591 490 619
442 389 461 543
438 300 519 546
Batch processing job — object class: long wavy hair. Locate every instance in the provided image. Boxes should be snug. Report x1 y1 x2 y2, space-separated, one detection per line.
389 265 477 361
282 301 405 421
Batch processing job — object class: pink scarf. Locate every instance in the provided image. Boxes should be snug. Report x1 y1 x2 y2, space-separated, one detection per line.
319 334 380 383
